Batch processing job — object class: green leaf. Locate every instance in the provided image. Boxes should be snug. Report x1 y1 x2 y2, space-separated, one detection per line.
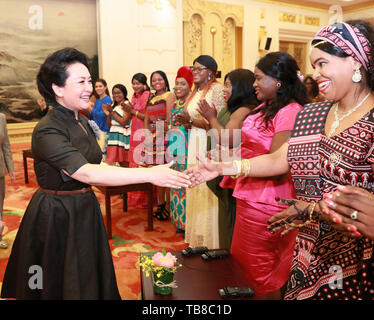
3 210 24 217
112 234 135 246
162 248 167 256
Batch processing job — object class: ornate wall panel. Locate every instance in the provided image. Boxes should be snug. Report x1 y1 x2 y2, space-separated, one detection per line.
183 14 203 67
183 0 243 79
222 18 236 79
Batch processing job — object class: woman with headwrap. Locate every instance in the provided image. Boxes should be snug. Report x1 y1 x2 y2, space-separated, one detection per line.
187 20 374 300
166 66 194 233
176 55 226 248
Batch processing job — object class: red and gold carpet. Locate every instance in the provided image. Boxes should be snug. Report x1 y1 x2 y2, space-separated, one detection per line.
0 142 188 300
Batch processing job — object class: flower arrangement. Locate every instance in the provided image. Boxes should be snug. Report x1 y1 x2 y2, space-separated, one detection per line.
139 249 182 278
139 249 182 295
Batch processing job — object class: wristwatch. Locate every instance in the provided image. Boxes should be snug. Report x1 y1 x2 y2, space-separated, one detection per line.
189 118 193 125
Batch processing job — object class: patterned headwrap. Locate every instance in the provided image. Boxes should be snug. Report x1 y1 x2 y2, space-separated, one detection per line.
312 22 373 71
176 66 194 89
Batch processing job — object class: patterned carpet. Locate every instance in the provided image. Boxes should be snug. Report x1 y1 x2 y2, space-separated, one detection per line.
0 142 188 300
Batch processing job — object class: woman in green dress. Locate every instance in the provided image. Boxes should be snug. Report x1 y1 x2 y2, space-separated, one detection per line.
166 66 194 233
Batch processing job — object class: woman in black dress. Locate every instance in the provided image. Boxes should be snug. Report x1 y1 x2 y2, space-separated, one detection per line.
0 47 190 300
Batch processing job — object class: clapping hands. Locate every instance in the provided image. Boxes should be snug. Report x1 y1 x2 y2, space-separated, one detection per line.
197 99 217 121
320 185 374 240
102 103 112 116
121 100 134 113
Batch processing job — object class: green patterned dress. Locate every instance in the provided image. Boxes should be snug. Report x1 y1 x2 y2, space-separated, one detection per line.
166 100 188 231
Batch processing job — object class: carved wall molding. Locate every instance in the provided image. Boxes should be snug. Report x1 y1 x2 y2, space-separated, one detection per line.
183 0 243 27
183 0 243 78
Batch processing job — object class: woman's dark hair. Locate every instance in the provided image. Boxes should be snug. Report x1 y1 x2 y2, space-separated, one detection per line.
37 47 89 103
312 19 374 91
150 70 170 92
132 73 150 91
303 75 320 98
94 78 110 99
255 51 309 127
224 69 258 113
112 84 128 107
193 55 218 74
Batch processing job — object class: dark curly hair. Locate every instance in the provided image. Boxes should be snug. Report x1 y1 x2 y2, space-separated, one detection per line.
132 73 150 91
37 47 89 103
224 68 258 113
254 51 309 127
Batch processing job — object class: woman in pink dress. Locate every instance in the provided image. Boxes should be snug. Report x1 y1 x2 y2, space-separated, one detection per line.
123 73 151 208
228 52 308 299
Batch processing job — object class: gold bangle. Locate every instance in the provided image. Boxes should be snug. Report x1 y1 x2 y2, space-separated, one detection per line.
309 202 318 222
230 160 242 178
241 159 251 177
135 111 139 117
231 159 251 179
282 202 317 229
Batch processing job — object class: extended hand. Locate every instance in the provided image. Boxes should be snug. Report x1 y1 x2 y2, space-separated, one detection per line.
9 172 15 184
149 162 191 189
184 155 221 188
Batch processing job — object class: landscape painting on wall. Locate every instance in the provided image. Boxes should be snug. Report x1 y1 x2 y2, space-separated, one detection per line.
0 0 98 123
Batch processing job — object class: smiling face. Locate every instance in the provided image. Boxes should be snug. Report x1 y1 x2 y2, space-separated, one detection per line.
94 81 107 98
112 87 125 104
52 62 92 113
310 47 357 101
253 67 279 102
174 77 191 100
151 73 166 93
132 78 144 94
191 62 211 86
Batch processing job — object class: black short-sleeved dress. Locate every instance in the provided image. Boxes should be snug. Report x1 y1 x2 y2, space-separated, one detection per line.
0 105 121 300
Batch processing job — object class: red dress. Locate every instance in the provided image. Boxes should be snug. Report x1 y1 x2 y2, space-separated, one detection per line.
230 103 302 294
127 90 151 208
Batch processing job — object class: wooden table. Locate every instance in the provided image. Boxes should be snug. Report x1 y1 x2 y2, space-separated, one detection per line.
22 149 34 184
22 149 154 240
140 250 255 300
97 183 154 239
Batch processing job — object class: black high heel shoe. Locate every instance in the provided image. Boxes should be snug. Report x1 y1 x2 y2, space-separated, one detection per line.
154 203 170 221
